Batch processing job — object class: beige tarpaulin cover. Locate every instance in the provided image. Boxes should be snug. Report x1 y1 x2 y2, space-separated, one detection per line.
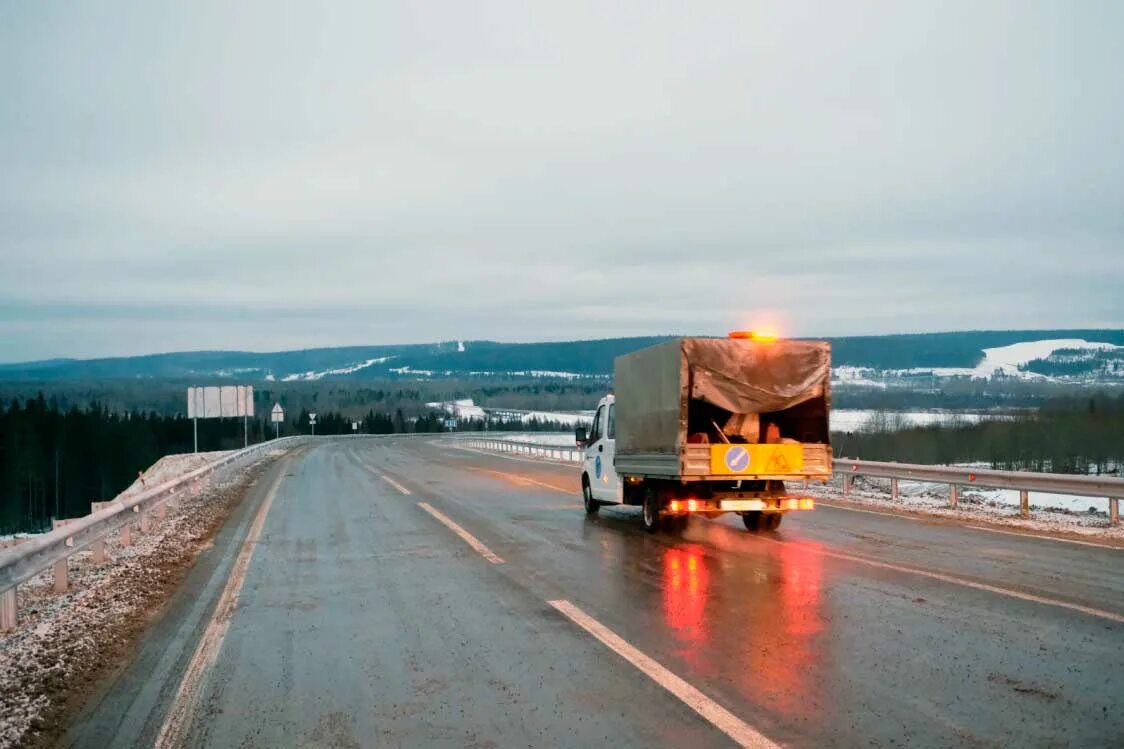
684 338 830 414
615 338 830 455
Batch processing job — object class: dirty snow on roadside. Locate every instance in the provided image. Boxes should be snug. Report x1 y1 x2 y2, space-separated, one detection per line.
809 476 1124 541
0 455 274 749
116 450 233 499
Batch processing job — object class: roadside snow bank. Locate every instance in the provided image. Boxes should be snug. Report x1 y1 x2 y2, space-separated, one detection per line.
0 454 275 749
116 450 233 499
809 476 1124 541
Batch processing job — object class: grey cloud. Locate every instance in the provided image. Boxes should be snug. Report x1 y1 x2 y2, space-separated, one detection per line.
1 0 1122 361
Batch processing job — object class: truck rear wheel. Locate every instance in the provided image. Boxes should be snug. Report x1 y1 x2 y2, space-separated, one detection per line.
642 488 661 533
741 511 763 531
582 479 599 515
765 512 783 531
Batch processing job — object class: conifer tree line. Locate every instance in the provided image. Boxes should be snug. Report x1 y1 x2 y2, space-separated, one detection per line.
0 395 573 534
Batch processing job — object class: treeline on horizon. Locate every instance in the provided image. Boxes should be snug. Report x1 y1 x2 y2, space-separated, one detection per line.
834 394 1124 474
0 395 570 534
3 374 1120 420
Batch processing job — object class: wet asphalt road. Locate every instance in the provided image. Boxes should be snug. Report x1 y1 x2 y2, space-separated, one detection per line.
66 438 1124 748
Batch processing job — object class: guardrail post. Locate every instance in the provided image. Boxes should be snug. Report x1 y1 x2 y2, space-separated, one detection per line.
843 474 852 496
92 538 107 564
1020 490 1030 518
0 586 16 630
121 522 132 547
139 508 151 534
891 478 899 502
53 559 68 593
949 484 959 509
1111 498 1120 526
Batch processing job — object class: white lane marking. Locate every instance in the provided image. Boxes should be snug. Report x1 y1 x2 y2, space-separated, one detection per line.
815 501 924 521
962 525 1123 551
760 537 1124 624
548 600 780 749
418 502 504 564
156 462 287 748
380 473 412 495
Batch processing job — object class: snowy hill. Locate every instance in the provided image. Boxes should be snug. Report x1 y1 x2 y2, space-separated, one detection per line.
2 330 1123 384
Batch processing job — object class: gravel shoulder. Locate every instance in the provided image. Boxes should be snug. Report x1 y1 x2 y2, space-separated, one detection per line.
0 454 280 749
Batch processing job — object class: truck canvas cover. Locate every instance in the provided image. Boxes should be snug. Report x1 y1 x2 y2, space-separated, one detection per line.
615 338 831 455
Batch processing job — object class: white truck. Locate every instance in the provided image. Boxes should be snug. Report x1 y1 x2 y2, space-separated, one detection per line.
576 334 833 533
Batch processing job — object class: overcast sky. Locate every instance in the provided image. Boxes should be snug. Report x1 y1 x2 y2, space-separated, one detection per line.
2 1 1122 362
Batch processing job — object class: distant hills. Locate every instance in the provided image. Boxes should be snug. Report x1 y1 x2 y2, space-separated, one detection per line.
1 330 1123 383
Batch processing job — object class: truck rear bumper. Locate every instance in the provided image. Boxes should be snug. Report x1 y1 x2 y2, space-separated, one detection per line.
664 496 815 514
718 498 815 512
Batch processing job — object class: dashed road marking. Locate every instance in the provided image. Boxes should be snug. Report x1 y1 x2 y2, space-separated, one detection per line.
156 460 287 748
380 473 412 495
548 599 780 749
418 502 504 564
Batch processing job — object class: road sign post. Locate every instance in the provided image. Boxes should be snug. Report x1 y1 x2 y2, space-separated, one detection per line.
271 403 285 440
309 412 317 437
187 385 254 453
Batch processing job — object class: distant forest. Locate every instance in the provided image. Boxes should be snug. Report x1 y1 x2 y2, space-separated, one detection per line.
2 374 1119 420
0 380 607 419
0 395 568 534
834 394 1124 475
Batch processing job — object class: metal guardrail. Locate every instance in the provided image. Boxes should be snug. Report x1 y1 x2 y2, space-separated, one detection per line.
457 437 1123 526
457 436 583 463
0 436 309 630
836 459 1122 525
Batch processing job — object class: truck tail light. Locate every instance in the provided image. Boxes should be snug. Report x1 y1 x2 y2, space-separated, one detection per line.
687 499 698 512
669 500 680 512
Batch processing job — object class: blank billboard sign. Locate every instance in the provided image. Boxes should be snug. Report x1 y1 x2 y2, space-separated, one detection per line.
187 385 254 419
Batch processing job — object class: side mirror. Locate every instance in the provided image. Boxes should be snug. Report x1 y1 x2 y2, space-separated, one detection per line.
575 425 589 447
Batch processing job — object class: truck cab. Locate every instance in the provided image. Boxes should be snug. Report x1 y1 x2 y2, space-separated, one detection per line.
578 394 622 511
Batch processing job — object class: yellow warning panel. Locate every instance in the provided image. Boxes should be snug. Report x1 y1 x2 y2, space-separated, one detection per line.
709 444 805 475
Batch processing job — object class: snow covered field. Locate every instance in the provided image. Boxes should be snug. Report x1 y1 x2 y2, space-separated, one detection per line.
830 409 1009 433
426 399 593 426
833 338 1123 385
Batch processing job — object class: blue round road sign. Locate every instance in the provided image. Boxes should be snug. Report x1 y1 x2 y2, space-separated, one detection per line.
725 446 749 472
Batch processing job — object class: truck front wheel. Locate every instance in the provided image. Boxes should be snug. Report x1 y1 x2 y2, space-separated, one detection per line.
582 479 600 515
642 488 662 533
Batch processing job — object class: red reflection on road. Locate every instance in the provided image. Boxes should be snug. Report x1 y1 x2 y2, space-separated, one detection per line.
742 538 827 717
663 544 711 643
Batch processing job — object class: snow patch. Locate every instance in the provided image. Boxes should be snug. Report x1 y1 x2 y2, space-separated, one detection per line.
388 366 434 377
974 339 1120 378
281 356 395 381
